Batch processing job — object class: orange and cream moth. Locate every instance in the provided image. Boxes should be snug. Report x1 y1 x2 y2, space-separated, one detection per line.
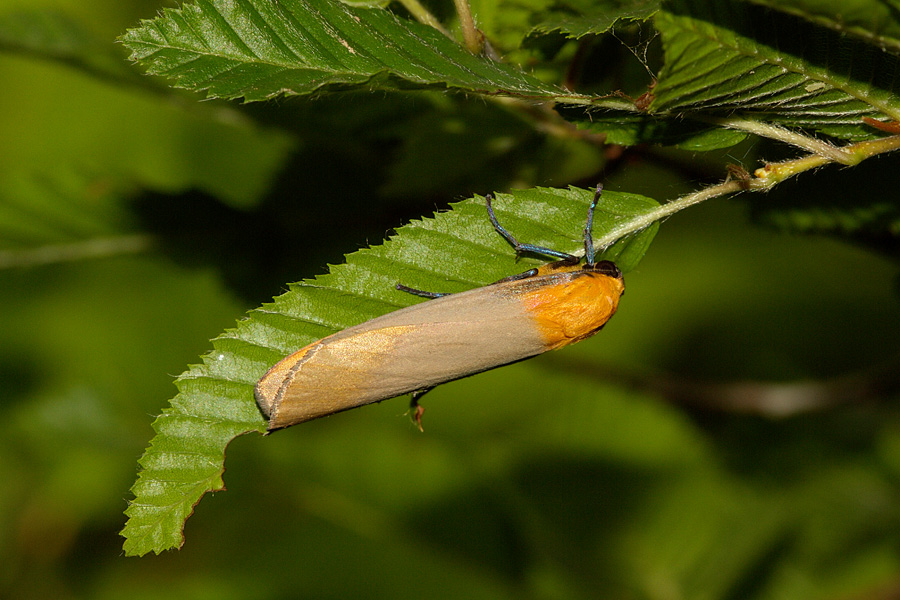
255 185 625 431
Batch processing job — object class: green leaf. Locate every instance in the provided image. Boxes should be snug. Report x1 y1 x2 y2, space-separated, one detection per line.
531 0 660 38
652 0 900 141
0 8 295 210
577 111 749 150
121 186 660 556
746 0 900 55
0 9 140 85
119 0 566 102
340 0 390 7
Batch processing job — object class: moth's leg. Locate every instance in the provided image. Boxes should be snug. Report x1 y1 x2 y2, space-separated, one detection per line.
395 284 450 299
409 387 434 432
486 193 578 263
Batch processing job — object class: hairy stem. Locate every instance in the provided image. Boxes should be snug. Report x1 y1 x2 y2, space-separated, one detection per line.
703 116 857 164
594 180 745 250
593 133 900 251
452 0 481 53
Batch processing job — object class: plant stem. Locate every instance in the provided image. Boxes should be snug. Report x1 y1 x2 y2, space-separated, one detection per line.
396 0 450 36
593 179 745 250
704 116 857 164
0 234 154 269
452 0 481 53
754 133 900 186
593 133 900 250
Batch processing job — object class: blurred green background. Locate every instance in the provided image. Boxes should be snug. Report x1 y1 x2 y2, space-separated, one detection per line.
2 0 900 598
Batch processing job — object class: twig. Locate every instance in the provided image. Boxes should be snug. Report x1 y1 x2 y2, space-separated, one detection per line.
0 234 154 269
755 133 900 186
591 133 900 252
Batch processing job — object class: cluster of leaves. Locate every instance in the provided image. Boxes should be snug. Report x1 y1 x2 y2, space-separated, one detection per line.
107 0 900 557
2 2 899 594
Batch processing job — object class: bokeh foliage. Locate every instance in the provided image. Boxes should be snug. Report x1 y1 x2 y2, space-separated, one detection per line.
0 0 899 598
